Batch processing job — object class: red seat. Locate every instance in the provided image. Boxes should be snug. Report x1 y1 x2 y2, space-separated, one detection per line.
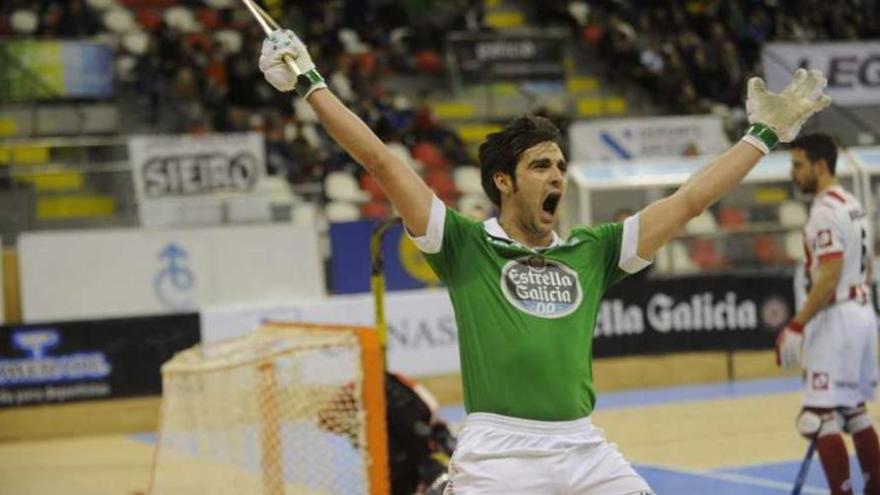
197 8 222 30
361 199 391 220
411 141 449 171
754 234 779 264
718 205 747 228
688 238 724 270
359 174 385 200
425 169 456 202
135 8 162 31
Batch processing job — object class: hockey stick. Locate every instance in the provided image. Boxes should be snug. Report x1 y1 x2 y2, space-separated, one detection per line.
370 216 402 369
791 433 819 495
238 0 302 75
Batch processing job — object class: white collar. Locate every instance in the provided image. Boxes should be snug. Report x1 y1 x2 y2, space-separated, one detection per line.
483 217 562 249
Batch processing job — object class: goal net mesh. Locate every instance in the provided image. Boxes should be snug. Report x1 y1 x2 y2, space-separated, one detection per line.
148 322 388 495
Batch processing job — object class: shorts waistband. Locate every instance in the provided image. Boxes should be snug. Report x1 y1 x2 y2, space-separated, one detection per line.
464 412 594 435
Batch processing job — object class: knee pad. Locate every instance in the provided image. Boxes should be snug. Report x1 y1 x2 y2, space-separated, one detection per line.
841 404 873 434
797 409 843 438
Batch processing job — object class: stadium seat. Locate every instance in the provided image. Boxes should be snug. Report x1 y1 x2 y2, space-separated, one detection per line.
785 231 805 261
688 238 724 270
103 8 136 33
459 194 493 220
412 141 449 171
718 205 747 228
425 170 456 202
453 166 483 196
135 8 162 31
197 8 222 30
325 171 369 203
294 99 319 124
361 199 391 220
778 201 808 228
214 30 243 55
655 241 697 274
359 174 385 200
754 234 779 264
87 0 118 10
685 210 717 234
325 201 361 223
163 6 199 33
122 31 150 55
387 142 417 171
10 9 38 34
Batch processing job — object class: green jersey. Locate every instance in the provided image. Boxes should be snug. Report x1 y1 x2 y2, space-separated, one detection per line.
419 202 643 421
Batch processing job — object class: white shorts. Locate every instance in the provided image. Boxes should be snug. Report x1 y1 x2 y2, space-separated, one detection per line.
802 300 879 408
444 413 652 495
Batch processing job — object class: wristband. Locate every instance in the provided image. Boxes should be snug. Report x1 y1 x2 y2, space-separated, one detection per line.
742 123 780 155
295 68 327 99
786 320 805 333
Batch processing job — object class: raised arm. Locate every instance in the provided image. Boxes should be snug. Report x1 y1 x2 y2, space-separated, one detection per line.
258 30 434 236
635 69 832 261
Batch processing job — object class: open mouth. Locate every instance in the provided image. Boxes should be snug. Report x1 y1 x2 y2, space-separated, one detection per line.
541 192 561 217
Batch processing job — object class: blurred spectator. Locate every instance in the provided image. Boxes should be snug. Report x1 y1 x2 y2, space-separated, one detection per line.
0 0 471 195
588 0 878 114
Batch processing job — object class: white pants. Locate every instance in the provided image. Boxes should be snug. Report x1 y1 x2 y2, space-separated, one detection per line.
803 300 879 408
444 413 652 495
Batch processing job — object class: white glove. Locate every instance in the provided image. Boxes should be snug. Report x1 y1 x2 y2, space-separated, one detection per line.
258 29 326 97
743 68 832 154
775 321 804 369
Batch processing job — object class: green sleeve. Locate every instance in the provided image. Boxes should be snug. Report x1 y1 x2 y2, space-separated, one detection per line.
422 208 481 283
575 222 629 290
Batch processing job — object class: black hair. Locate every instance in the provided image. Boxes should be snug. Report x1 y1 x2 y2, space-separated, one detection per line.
478 115 561 206
790 133 838 175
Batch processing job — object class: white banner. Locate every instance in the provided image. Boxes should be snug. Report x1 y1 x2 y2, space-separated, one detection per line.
762 42 880 106
128 132 270 227
569 116 729 162
201 288 459 377
18 224 325 322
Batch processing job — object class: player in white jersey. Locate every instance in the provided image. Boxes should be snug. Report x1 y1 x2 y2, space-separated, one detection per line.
778 133 880 495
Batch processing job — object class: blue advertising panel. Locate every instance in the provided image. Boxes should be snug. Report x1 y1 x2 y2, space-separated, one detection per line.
329 220 440 294
0 313 199 408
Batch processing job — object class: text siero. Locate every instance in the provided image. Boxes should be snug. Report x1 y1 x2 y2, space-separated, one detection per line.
142 152 259 197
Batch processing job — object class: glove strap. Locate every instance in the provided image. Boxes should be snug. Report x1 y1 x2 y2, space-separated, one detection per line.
742 123 780 155
295 68 326 99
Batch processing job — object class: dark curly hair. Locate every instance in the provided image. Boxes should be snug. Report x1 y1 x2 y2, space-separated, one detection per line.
790 133 838 175
478 115 561 206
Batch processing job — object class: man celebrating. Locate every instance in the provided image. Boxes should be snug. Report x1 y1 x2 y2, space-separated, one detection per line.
259 28 830 494
778 133 880 495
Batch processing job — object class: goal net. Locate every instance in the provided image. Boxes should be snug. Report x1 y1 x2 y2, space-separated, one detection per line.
148 322 388 495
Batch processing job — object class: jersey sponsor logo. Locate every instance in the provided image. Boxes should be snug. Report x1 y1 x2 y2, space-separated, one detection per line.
811 371 830 391
817 229 834 248
499 256 583 319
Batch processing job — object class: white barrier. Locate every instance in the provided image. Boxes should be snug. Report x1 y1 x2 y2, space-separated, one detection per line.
201 288 460 377
18 224 324 322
